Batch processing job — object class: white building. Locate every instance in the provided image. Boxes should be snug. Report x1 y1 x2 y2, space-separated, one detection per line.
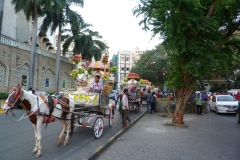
132 47 145 65
116 50 133 88
1 1 56 52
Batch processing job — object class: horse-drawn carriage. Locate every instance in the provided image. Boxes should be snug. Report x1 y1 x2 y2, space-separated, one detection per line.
65 89 113 139
2 58 117 158
128 91 140 114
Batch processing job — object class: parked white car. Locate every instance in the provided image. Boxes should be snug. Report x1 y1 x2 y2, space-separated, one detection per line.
208 95 238 114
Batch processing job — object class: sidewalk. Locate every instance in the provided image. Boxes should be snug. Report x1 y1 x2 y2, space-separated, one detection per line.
96 112 240 160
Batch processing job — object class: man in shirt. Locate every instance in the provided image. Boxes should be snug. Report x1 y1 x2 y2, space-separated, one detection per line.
146 90 152 111
122 88 131 129
90 75 103 92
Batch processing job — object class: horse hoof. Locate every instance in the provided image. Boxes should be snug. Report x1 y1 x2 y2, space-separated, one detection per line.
57 142 61 145
35 153 41 158
63 143 68 146
32 150 37 154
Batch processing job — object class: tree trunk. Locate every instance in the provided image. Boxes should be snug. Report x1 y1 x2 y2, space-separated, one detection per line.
55 26 62 92
172 87 193 124
0 0 4 38
29 5 38 89
172 73 196 124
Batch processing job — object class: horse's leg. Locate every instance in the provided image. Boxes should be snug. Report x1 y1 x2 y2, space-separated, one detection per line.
35 116 44 158
32 124 38 153
63 120 70 145
57 120 66 145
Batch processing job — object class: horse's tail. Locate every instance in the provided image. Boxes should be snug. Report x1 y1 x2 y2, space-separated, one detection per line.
70 113 74 138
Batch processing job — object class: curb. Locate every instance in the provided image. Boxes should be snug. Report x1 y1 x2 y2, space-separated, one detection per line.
87 111 146 160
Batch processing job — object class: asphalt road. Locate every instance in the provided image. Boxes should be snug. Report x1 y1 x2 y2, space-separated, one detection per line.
0 104 144 160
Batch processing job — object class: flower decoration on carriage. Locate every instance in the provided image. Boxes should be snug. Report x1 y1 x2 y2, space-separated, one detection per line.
123 77 127 82
103 72 110 81
87 68 93 75
110 66 118 74
70 69 78 78
103 83 111 96
69 54 82 64
81 60 90 70
78 68 85 74
101 54 109 65
109 61 114 67
140 79 144 84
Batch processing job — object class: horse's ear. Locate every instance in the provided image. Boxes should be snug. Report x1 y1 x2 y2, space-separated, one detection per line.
17 83 21 88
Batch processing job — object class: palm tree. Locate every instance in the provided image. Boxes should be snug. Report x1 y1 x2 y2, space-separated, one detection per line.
62 23 107 62
11 0 45 89
40 0 84 92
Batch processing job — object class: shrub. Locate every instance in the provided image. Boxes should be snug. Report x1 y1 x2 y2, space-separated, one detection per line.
47 92 55 95
0 92 8 99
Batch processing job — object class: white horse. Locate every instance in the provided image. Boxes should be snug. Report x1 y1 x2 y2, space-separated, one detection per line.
3 84 75 158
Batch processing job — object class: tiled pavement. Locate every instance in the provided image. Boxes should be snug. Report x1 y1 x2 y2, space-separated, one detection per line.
97 111 240 160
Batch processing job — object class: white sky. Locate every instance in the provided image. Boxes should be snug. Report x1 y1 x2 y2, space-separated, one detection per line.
71 0 162 57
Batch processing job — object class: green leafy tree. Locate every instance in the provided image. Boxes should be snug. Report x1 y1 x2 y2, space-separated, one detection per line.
62 23 107 61
134 0 240 124
40 0 84 92
11 0 46 89
131 44 168 87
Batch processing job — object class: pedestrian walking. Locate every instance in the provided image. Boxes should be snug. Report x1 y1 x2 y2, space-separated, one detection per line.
235 92 240 100
189 92 196 113
156 91 161 98
28 87 33 94
146 90 152 111
118 93 123 116
151 92 157 114
196 93 203 115
122 89 131 129
112 91 119 116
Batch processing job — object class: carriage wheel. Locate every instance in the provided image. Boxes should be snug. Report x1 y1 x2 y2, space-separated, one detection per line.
109 115 112 127
94 117 104 139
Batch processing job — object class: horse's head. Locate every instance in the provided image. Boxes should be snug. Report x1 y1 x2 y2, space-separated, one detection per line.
3 83 23 114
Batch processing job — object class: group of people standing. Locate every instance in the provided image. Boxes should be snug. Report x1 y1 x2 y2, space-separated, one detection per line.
188 92 208 115
145 90 157 114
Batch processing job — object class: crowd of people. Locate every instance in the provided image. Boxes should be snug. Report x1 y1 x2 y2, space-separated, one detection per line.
112 87 175 128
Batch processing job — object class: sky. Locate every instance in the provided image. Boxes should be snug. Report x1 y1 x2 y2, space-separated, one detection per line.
71 0 162 57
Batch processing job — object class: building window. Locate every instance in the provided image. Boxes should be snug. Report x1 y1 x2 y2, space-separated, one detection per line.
62 80 66 88
121 57 124 61
45 78 50 88
21 75 28 87
120 74 125 81
121 67 124 71
126 57 129 62
126 68 129 71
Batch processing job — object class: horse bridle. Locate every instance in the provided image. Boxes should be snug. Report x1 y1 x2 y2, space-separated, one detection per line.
5 88 23 110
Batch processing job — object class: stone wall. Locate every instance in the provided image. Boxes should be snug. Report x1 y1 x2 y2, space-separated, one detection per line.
0 43 74 93
156 100 208 114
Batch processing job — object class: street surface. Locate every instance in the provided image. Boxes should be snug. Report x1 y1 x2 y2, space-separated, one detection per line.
97 111 240 160
0 101 144 160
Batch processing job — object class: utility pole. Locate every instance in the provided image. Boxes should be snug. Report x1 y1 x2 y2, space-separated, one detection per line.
0 0 5 38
